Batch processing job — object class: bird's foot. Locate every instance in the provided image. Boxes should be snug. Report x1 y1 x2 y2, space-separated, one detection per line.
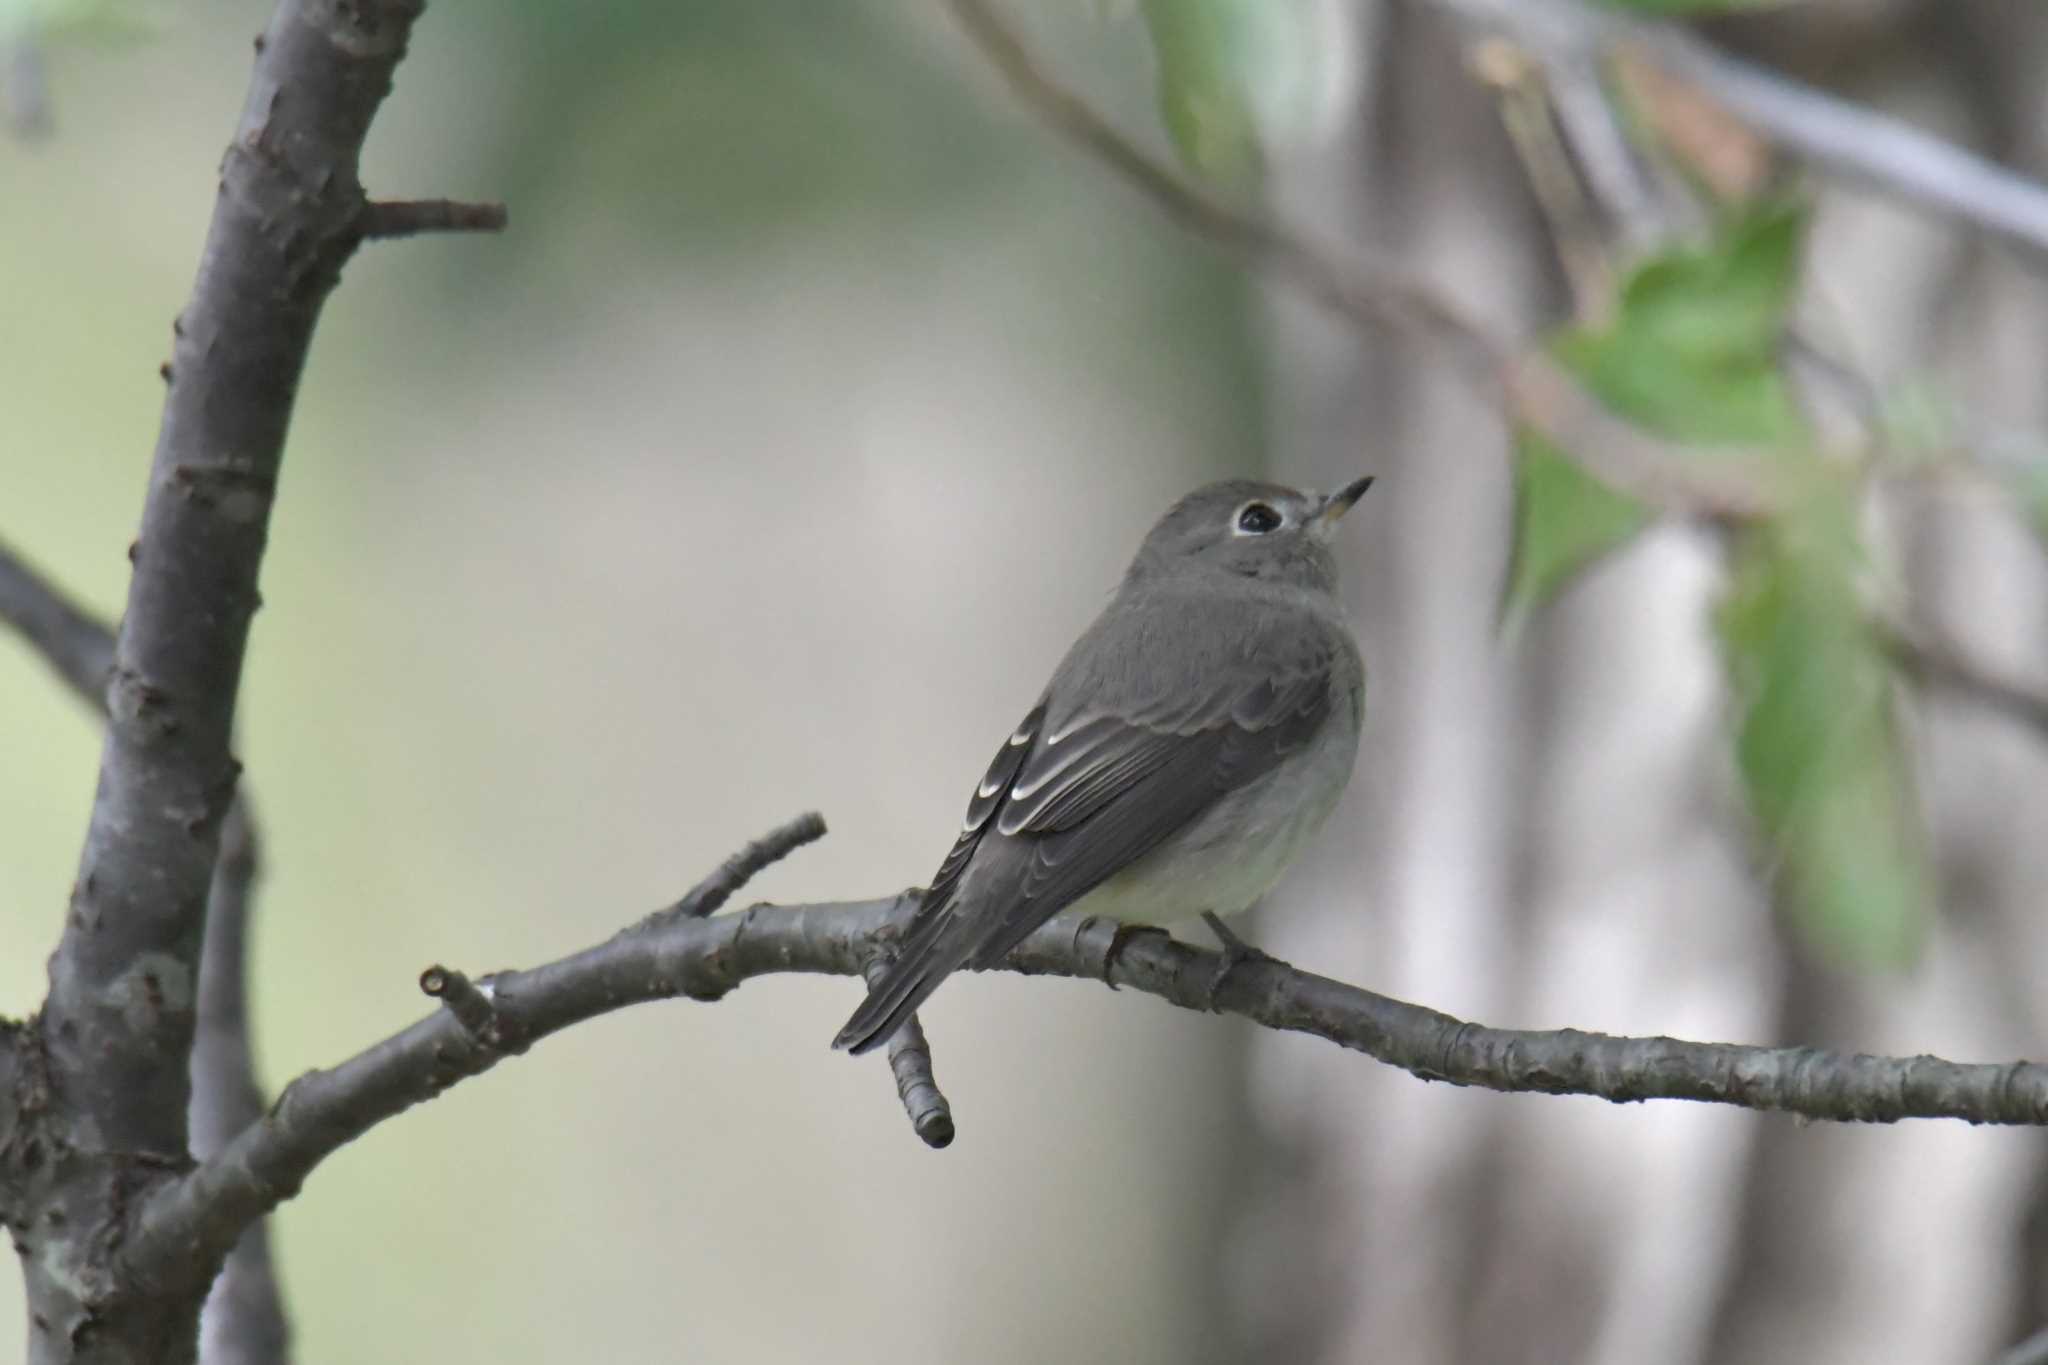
1200 911 1278 1011
1089 918 1172 990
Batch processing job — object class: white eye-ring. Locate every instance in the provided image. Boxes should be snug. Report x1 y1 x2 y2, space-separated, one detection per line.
1234 501 1283 536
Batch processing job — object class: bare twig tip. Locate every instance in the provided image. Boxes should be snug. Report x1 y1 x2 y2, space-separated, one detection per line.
358 198 509 242
917 1111 956 1149
419 964 500 1042
641 811 832 929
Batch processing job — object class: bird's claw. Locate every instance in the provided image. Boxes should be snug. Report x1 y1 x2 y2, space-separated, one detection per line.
1096 919 1172 989
1200 911 1278 1010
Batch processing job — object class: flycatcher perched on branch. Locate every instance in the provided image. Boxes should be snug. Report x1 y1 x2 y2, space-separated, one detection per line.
836 476 1372 1055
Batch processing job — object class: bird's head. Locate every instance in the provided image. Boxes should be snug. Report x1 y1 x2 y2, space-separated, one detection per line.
1127 476 1373 594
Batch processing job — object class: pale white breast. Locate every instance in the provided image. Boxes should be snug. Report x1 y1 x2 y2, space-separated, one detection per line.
1066 707 1362 925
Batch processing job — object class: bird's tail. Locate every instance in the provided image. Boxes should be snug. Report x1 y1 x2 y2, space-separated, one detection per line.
833 905 970 1055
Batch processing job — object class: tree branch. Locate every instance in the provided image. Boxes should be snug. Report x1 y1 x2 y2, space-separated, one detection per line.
2 32 52 140
43 0 433 1171
0 533 293 1362
7 0 460 1355
1480 20 2048 750
1881 613 2048 740
0 539 115 705
945 0 1503 387
944 0 1789 521
633 811 828 932
1428 0 2048 259
118 816 2048 1293
1997 1324 2048 1365
356 198 507 241
192 803 290 1365
863 940 955 1150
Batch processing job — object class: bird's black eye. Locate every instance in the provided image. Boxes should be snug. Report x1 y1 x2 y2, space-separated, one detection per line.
1236 502 1282 535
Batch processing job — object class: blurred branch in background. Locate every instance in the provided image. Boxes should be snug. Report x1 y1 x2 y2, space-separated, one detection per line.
946 0 1795 524
1431 0 2048 259
0 540 290 1365
1465 17 2048 750
2000 1323 2048 1365
191 802 289 1365
0 540 113 700
1 30 50 139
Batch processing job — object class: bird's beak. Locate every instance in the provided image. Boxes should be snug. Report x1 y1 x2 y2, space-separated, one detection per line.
1311 476 1375 534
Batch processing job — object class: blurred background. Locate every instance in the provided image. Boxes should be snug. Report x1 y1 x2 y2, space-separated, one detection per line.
6 1 2048 1361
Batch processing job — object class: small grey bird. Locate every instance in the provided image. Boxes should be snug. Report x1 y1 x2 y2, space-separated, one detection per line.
834 476 1372 1055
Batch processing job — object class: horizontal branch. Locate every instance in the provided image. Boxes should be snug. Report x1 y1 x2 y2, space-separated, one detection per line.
122 816 2048 1294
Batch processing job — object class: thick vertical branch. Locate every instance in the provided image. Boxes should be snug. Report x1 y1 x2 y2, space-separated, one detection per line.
42 0 421 1164
0 540 291 1363
13 2 441 1361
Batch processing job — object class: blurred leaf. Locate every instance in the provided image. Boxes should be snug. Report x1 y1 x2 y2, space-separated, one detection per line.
1140 0 1264 185
1502 201 1809 621
1553 199 1809 445
1502 431 1652 622
1717 493 1928 968
1 0 158 44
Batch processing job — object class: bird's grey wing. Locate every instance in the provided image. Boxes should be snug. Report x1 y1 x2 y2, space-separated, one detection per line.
830 698 1046 1052
961 647 1338 969
834 609 1347 1054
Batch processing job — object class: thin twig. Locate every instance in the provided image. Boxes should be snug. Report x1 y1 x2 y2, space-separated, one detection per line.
864 937 955 1150
357 198 508 241
636 810 829 931
1470 39 1613 318
419 966 502 1046
122 848 2048 1296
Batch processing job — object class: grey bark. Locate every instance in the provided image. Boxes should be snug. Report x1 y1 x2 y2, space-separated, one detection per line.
111 872 2048 1305
4 1 440 1360
0 545 291 1365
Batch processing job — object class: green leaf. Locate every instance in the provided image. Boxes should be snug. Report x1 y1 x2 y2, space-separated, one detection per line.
1553 200 1809 445
1140 0 1264 185
1502 431 1653 622
1500 201 1810 621
1717 493 1929 968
